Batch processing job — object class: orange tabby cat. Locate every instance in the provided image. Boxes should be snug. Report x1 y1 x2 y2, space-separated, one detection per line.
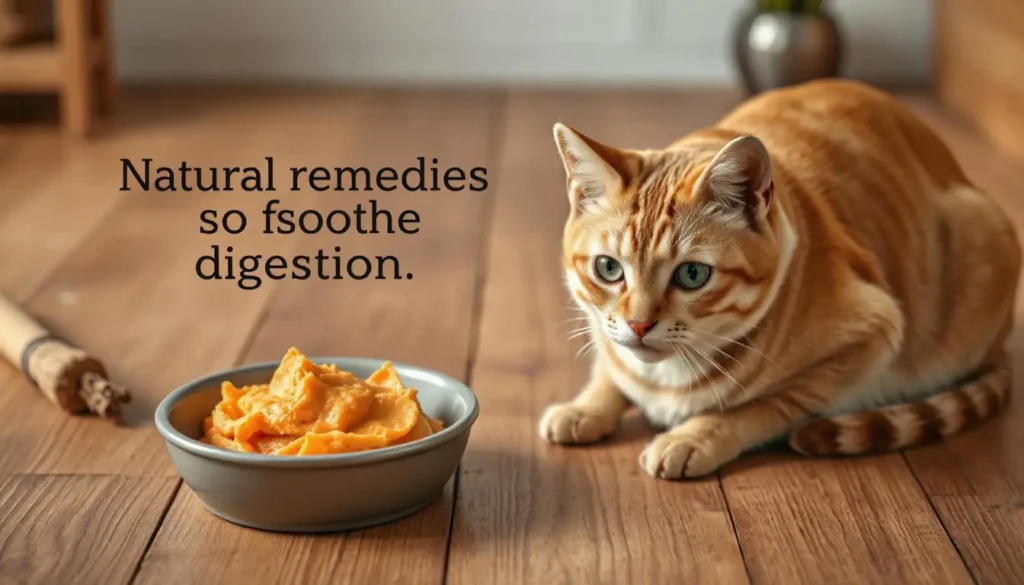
539 79 1020 480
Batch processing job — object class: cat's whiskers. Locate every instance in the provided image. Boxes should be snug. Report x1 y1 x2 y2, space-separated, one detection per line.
686 326 781 368
687 335 742 366
565 319 598 329
575 338 598 359
686 336 756 402
687 345 722 411
688 342 751 406
564 312 597 357
566 327 593 341
673 341 726 412
668 343 698 392
747 320 771 332
560 314 590 322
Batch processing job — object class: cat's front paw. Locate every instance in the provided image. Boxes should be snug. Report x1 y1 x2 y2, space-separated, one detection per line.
538 402 617 445
639 430 740 480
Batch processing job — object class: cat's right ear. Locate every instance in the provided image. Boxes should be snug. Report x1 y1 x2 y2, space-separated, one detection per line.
553 123 636 214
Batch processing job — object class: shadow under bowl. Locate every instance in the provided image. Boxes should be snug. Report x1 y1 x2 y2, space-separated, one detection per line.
154 357 479 533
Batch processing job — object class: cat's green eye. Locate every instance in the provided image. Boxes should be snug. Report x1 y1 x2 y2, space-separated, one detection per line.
673 262 713 290
594 255 624 283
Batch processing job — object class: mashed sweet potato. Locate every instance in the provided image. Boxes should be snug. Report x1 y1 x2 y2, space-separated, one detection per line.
201 347 444 455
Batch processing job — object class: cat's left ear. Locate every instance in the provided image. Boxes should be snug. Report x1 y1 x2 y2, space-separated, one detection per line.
553 123 639 214
696 135 774 229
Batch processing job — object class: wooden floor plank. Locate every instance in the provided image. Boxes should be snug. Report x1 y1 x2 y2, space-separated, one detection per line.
899 96 1024 584
0 475 178 585
0 91 370 585
927 495 1024 583
133 486 456 585
2 87 1022 585
133 90 501 585
723 454 973 584
0 92 246 303
0 131 125 302
447 91 751 585
0 92 367 476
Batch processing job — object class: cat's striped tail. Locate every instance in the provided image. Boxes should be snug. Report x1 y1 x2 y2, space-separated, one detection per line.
788 362 1011 456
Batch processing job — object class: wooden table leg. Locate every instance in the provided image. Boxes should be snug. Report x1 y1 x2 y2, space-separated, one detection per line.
56 0 94 137
93 0 115 115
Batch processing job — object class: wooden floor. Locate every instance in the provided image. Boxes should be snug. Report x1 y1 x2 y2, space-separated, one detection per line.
1 88 1023 585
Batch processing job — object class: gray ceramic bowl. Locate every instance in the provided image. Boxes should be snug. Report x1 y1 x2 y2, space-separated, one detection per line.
154 357 478 533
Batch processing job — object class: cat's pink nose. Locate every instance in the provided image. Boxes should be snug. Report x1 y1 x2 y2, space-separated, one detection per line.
628 320 657 338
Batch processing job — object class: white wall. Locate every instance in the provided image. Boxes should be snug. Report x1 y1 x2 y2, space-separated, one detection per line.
113 0 932 85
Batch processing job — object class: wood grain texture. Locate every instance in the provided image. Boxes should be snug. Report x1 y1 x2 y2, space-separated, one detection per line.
92 0 116 115
0 93 363 476
2 88 1024 585
0 475 177 585
934 0 1024 164
133 90 501 585
447 91 751 585
0 91 373 585
56 0 94 137
0 131 121 302
135 486 455 585
723 454 973 585
959 0 1024 38
0 44 62 91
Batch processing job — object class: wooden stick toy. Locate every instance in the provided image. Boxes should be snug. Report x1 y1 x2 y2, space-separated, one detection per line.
0 291 130 422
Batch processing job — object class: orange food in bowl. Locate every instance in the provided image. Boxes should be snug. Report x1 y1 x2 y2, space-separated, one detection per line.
201 348 445 455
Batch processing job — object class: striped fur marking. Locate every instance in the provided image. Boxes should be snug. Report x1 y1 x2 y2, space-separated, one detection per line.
789 363 1011 456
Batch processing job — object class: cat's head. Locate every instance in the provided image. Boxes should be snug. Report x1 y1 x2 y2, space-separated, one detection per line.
554 123 786 364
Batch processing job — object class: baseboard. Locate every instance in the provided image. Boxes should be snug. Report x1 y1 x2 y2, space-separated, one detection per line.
117 42 729 86
115 41 929 88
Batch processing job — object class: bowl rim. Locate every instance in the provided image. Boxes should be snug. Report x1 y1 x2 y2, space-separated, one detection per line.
154 356 479 468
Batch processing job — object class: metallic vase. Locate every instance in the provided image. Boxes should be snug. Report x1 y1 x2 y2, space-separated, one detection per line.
733 9 843 95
